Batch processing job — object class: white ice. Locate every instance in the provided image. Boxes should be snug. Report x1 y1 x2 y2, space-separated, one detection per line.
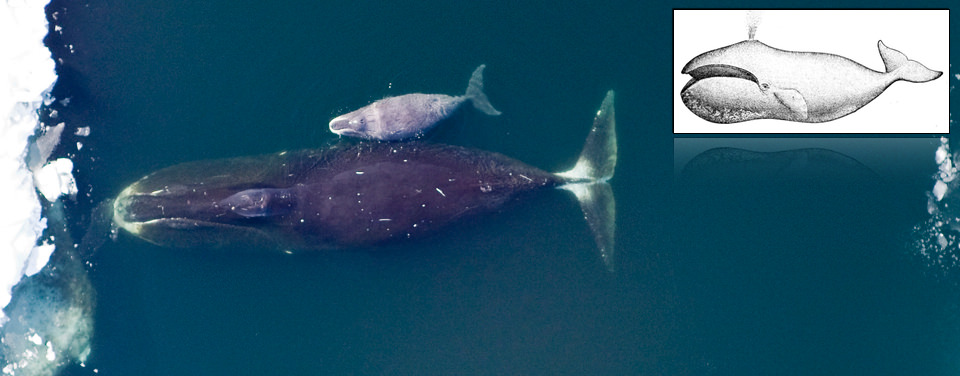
0 0 69 326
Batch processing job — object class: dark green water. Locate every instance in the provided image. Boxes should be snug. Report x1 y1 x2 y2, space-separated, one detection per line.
44 1 960 374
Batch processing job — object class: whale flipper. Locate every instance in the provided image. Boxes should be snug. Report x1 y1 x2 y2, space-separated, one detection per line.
464 64 502 116
219 188 294 218
773 88 809 119
878 40 942 83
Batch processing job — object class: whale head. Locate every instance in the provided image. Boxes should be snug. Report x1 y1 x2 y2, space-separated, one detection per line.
329 108 380 139
680 40 809 123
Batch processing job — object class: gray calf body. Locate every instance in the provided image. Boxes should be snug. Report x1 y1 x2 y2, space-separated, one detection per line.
329 65 500 140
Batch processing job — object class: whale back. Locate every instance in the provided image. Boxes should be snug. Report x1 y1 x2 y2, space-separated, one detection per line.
113 143 564 249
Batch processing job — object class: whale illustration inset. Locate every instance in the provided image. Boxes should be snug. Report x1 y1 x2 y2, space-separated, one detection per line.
680 39 942 123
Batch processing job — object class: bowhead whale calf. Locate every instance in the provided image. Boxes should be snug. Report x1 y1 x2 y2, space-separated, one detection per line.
329 64 501 140
115 91 617 269
680 39 942 123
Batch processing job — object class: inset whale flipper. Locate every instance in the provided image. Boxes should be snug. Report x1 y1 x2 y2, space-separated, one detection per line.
772 88 809 119
464 64 501 116
219 188 294 218
878 40 942 83
557 90 617 271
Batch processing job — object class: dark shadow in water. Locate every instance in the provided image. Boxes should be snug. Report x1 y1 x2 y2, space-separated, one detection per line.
679 147 879 187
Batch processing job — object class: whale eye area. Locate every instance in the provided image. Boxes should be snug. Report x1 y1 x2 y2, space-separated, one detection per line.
347 117 367 130
760 83 770 90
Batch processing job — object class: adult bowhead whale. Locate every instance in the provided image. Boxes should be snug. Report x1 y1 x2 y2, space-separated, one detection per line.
680 39 942 123
113 91 618 269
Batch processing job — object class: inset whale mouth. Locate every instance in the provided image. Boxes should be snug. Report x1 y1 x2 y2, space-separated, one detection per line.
684 64 758 83
681 64 760 93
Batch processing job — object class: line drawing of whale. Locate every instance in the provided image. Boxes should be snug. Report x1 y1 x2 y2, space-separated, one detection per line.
680 38 942 124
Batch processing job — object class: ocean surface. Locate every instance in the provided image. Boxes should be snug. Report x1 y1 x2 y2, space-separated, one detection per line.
38 1 960 375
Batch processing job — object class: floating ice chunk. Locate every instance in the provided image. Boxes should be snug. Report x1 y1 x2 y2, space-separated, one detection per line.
34 158 77 202
29 122 64 172
74 126 90 136
927 195 938 215
936 145 948 164
934 138 957 183
933 180 948 201
23 241 54 276
46 341 56 361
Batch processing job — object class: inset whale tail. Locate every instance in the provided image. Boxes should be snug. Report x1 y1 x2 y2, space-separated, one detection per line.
464 64 502 116
878 40 942 83
556 90 618 271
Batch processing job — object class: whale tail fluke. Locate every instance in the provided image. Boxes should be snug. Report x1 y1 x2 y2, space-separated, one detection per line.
464 64 502 116
557 90 618 271
557 90 617 183
878 40 942 83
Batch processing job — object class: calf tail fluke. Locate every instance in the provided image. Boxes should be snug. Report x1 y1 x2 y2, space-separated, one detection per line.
878 40 942 83
557 90 617 271
464 64 502 116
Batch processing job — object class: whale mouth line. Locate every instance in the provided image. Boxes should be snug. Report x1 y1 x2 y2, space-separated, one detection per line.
681 64 760 93
330 128 365 138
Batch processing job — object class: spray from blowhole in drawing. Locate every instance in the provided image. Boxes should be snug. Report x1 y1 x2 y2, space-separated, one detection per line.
746 10 762 40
